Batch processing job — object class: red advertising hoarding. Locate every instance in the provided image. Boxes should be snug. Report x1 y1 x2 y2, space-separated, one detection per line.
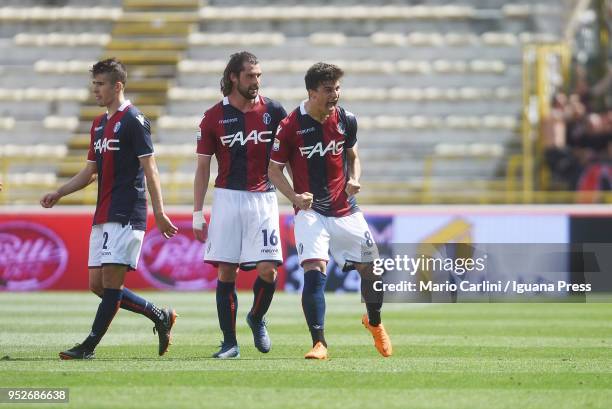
0 212 290 291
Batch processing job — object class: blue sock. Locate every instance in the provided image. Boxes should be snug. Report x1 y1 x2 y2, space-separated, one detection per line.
249 277 276 321
216 280 238 345
82 288 122 350
120 288 165 323
94 288 165 324
301 270 327 347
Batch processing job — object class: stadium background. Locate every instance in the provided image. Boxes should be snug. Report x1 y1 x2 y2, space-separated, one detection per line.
1 1 611 409
1 0 612 291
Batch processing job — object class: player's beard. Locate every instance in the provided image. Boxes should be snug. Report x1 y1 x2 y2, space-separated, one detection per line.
237 83 259 101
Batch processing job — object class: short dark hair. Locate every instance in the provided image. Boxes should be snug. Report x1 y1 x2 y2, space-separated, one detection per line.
305 62 344 91
90 58 127 85
220 51 259 96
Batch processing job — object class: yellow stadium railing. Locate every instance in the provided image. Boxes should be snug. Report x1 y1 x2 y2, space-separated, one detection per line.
518 42 571 199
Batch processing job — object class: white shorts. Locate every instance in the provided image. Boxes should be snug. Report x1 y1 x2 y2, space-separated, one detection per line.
294 210 379 271
204 188 282 270
88 222 145 270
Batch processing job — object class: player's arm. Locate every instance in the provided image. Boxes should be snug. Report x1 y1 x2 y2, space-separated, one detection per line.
269 117 312 210
40 161 97 208
140 155 178 239
285 163 294 181
268 161 312 210
345 144 361 196
192 154 211 242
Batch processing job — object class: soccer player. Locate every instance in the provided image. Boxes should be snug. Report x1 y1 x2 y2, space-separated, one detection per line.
268 62 392 359
193 51 287 358
40 58 178 360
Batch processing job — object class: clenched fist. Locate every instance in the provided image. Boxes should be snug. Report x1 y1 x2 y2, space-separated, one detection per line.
292 192 313 211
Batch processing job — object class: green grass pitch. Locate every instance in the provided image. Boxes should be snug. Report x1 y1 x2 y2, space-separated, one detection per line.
1 292 611 409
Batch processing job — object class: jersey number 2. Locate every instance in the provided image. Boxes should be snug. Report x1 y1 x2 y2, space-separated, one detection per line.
102 232 109 249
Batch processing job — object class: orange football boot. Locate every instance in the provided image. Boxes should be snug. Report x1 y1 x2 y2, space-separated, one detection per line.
304 341 328 360
362 314 392 357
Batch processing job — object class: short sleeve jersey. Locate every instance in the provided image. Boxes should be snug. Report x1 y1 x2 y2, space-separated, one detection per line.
270 102 359 217
197 95 287 192
87 100 153 230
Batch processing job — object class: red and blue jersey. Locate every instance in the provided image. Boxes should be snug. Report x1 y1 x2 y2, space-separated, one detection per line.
87 100 153 231
197 95 287 192
271 102 359 217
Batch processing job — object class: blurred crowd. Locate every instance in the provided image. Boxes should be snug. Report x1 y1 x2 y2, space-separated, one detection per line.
543 64 612 192
543 0 612 195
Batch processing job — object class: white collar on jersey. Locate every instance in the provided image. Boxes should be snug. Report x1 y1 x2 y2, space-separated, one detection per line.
222 95 262 106
106 100 131 119
300 100 339 119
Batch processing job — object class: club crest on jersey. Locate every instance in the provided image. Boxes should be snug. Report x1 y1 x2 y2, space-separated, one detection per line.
273 138 280 151
94 137 120 153
113 122 121 133
299 140 344 158
262 112 271 125
337 121 345 134
220 130 272 147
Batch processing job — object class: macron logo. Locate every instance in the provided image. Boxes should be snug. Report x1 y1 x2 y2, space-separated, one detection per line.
220 130 272 147
299 140 344 158
297 127 315 135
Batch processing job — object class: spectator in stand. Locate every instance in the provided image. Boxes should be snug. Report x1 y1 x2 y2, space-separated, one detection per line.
543 64 612 196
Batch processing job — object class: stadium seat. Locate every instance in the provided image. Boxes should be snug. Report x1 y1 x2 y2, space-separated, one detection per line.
0 0 573 204
107 39 188 51
0 117 15 130
34 60 94 74
502 4 561 17
0 6 122 21
14 32 111 46
188 32 285 46
309 32 347 46
0 144 66 157
67 135 90 151
123 0 200 10
0 88 88 101
43 116 79 131
112 22 192 37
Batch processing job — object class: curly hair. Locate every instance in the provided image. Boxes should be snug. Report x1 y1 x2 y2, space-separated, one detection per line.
220 51 259 96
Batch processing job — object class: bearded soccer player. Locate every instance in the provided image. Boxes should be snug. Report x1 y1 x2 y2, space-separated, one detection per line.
268 62 392 359
193 51 287 358
40 58 178 359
